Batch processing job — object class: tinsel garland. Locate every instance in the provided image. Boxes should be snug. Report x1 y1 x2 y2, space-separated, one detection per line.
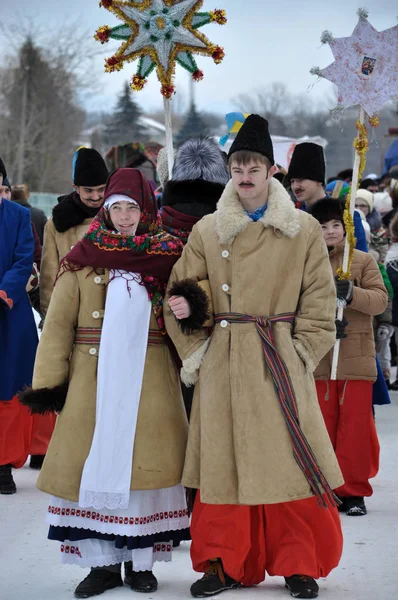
336 118 369 280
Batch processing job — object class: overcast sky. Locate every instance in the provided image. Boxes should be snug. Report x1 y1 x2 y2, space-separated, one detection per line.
1 0 397 116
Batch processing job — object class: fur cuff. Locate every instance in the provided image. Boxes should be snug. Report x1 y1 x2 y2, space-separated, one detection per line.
293 339 316 373
18 381 68 415
169 279 210 335
181 339 210 387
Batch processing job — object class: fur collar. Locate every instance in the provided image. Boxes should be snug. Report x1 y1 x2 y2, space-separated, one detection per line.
52 192 96 233
162 179 224 208
216 178 301 244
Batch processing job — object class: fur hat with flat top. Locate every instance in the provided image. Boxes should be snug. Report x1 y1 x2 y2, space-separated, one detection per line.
228 114 274 165
287 142 325 184
72 147 109 187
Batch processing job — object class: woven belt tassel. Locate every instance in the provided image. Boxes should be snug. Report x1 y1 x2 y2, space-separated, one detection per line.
215 312 338 509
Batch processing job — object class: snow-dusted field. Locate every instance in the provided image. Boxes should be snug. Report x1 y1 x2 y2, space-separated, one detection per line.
1 396 396 600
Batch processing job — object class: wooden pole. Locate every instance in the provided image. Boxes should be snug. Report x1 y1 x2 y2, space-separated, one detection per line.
163 97 174 180
331 106 365 380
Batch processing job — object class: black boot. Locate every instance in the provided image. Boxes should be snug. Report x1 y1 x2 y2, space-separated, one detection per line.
74 568 123 598
345 497 367 516
0 464 16 495
128 570 158 593
336 496 347 513
29 454 45 470
285 575 319 598
190 560 241 598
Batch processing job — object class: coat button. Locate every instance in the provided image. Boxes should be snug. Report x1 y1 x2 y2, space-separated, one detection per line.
89 348 97 355
222 284 230 292
94 276 102 284
70 245 74 249
92 311 100 319
222 250 229 258
220 320 228 328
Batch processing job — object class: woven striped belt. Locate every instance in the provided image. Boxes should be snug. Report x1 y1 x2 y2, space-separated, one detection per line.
215 312 338 509
75 327 166 346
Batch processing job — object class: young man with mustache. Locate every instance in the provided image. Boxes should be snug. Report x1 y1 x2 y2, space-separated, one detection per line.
287 142 327 209
166 115 344 599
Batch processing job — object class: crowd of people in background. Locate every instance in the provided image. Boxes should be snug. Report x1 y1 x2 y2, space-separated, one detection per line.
1 119 398 600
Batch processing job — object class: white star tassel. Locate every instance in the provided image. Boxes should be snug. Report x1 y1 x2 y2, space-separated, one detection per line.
310 66 324 77
320 30 334 45
357 7 369 20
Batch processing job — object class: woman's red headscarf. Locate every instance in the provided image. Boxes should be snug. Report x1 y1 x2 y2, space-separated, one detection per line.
57 168 184 331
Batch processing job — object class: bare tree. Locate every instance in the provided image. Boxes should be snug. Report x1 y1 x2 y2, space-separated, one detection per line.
0 29 87 192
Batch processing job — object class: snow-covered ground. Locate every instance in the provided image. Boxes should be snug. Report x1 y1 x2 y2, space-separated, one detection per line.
1 396 396 600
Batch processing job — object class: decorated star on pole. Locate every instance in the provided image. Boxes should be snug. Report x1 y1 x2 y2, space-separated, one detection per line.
311 8 398 118
95 0 227 98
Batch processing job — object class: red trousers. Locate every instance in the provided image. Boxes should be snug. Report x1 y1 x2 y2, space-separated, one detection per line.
29 414 56 455
0 396 33 468
369 415 380 479
191 492 343 586
315 380 375 497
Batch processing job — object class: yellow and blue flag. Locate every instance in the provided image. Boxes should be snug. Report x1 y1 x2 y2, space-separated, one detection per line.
219 112 251 146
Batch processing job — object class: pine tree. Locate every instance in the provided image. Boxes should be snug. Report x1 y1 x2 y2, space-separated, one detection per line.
104 82 147 147
176 102 209 146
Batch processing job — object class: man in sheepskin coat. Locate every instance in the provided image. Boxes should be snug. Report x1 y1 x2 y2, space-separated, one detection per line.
165 115 344 600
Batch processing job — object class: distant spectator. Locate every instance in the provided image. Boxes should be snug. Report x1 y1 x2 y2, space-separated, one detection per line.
355 190 388 263
11 184 47 245
359 178 379 194
379 174 391 193
374 191 393 217
336 168 353 183
383 139 398 175
382 179 398 230
2 178 11 200
325 179 350 200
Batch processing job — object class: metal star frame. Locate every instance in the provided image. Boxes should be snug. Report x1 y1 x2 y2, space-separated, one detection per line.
311 9 398 118
95 0 227 98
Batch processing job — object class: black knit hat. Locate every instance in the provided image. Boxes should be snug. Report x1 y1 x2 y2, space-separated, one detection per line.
228 114 274 165
0 156 7 180
287 142 325 183
72 148 109 187
308 198 344 225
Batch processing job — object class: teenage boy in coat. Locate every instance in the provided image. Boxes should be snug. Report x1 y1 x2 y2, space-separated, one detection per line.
310 199 387 516
32 148 108 471
165 115 344 600
40 147 108 317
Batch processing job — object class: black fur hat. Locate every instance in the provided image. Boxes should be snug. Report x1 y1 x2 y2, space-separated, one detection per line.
0 156 7 180
308 198 344 225
72 148 109 187
287 142 325 184
228 114 274 165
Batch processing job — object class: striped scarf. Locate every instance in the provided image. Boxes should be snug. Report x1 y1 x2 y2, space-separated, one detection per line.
215 312 338 509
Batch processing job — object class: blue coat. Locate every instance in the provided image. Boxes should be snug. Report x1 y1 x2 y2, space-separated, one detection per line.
0 199 38 401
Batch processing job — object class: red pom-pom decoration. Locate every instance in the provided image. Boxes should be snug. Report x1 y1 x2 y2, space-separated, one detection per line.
192 69 204 82
161 84 175 99
105 56 123 72
100 0 113 8
211 46 225 64
94 26 111 44
209 9 227 25
131 74 147 91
